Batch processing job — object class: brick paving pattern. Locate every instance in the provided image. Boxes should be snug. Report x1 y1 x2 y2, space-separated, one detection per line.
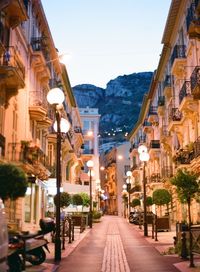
101 222 130 272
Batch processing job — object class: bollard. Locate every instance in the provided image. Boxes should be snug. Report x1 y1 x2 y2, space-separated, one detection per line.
189 227 195 267
155 215 158 241
181 232 188 259
68 217 72 244
62 219 65 250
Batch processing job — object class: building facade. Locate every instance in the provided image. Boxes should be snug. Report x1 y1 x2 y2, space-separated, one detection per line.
128 0 200 223
0 0 84 231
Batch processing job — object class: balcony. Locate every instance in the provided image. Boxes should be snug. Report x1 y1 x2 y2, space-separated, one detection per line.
0 0 28 28
74 126 83 134
30 37 51 81
82 148 94 155
143 120 152 134
149 140 160 159
163 75 172 100
190 66 200 99
168 104 182 132
160 126 172 151
0 46 25 101
186 1 200 40
157 96 165 116
170 45 186 78
29 91 51 127
161 166 173 178
173 148 194 165
178 80 196 114
149 173 161 185
7 142 49 180
147 106 158 124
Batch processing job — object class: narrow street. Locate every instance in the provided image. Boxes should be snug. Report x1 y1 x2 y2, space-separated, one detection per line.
57 216 181 272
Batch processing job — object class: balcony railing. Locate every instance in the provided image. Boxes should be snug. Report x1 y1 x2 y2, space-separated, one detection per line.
173 149 194 164
0 46 25 84
161 125 170 137
190 66 200 98
161 166 173 178
168 107 182 122
149 173 161 183
149 140 160 149
7 142 47 165
170 45 186 67
74 126 83 134
148 106 157 115
158 96 165 107
82 148 94 154
139 136 146 143
179 81 192 104
163 75 171 89
194 137 200 158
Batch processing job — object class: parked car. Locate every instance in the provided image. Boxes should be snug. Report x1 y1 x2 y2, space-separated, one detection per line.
0 198 8 272
129 212 140 224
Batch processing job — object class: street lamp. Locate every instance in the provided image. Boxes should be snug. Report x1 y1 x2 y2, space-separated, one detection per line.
47 87 70 262
126 170 132 216
87 160 94 228
138 145 150 237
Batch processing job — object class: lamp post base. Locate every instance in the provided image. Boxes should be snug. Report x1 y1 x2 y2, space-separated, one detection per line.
55 237 61 262
144 222 148 237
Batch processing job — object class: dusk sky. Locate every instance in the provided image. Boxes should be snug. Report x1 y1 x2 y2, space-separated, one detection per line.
42 1 171 88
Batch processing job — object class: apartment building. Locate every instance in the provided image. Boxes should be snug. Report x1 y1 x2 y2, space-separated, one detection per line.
0 0 83 231
128 0 200 223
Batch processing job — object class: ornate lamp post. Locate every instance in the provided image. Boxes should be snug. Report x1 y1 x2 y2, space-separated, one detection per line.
47 87 70 262
87 160 94 228
138 145 149 237
126 170 132 216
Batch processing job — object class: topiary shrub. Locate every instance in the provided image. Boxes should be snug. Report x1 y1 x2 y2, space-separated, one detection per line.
0 163 28 201
72 193 83 206
54 192 71 208
131 198 141 207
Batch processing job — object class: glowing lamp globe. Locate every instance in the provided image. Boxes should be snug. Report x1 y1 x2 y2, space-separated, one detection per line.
138 145 147 154
126 170 132 177
87 160 94 168
47 88 65 105
53 118 70 133
139 152 150 162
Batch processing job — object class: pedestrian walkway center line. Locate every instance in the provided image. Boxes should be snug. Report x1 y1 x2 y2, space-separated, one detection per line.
101 223 130 272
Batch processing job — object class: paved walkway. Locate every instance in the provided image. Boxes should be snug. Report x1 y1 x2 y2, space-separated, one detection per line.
26 216 200 272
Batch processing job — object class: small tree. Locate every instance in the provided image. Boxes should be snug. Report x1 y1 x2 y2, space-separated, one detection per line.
131 198 141 208
170 169 199 226
72 193 83 206
152 189 171 215
146 196 153 212
0 163 28 201
54 192 71 208
79 192 90 207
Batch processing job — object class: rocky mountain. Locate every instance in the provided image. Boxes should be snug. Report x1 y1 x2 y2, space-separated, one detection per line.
72 72 153 148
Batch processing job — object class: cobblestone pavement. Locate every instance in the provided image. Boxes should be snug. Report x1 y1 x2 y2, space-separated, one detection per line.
57 216 181 272
25 216 200 272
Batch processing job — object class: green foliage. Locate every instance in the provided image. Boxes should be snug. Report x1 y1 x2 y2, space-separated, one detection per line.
0 163 28 201
54 192 71 208
131 198 141 207
72 193 83 206
79 192 90 207
146 196 153 206
152 189 171 206
92 210 102 220
170 169 199 203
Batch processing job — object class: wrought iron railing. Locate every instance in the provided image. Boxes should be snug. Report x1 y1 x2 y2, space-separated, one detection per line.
149 173 161 183
170 45 186 67
163 75 171 89
190 66 200 93
158 96 165 106
0 46 25 81
148 106 157 115
149 140 160 149
161 166 173 178
179 81 191 104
